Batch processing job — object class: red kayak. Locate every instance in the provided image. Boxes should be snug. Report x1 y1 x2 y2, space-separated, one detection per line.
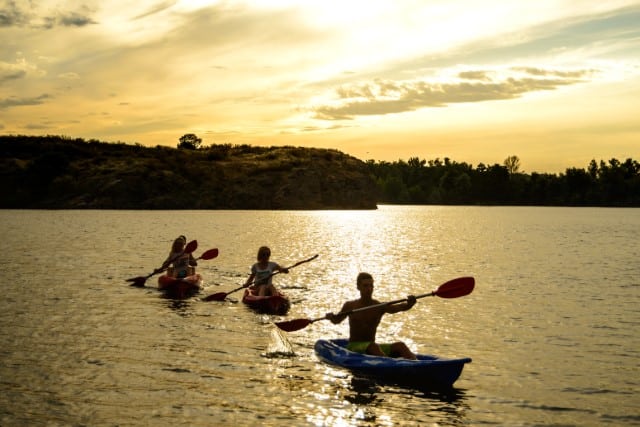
242 287 291 315
158 274 203 299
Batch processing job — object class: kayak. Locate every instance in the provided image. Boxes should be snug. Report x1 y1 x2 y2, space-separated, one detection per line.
242 287 291 315
314 338 471 388
158 273 203 299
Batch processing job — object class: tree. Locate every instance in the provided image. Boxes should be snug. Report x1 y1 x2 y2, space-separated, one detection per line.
177 133 202 150
504 155 521 174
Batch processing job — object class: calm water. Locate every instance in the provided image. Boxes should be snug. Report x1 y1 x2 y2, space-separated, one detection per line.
0 206 638 426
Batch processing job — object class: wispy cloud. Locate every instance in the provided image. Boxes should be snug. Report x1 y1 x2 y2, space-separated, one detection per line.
132 1 178 20
0 0 29 27
0 93 52 109
310 67 594 120
43 10 97 28
0 57 46 84
0 68 25 83
0 1 96 28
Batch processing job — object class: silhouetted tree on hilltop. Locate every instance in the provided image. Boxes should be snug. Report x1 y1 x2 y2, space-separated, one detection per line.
177 133 202 150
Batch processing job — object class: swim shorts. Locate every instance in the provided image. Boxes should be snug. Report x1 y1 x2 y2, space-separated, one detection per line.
347 341 392 356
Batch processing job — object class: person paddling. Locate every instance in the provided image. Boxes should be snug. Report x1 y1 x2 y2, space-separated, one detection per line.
326 272 417 360
162 235 197 278
244 246 288 296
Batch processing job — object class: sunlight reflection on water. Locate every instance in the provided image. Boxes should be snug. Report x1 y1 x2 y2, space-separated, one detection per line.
0 207 638 426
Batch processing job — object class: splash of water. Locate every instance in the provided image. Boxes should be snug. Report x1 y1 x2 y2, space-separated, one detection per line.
265 326 297 358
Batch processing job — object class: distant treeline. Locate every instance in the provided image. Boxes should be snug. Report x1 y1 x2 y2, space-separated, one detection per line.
365 156 640 206
0 134 378 209
1 134 638 208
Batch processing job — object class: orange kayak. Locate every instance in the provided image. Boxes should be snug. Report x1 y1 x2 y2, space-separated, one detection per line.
242 288 290 315
158 274 203 299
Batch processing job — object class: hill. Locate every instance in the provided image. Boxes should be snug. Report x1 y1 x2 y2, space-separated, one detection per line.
0 135 378 209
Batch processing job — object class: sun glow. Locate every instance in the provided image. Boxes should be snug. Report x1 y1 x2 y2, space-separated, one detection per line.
3 1 639 173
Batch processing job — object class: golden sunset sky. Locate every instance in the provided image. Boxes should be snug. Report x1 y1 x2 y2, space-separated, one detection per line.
1 0 639 172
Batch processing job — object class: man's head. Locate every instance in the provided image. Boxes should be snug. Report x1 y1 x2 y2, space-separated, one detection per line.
356 272 374 297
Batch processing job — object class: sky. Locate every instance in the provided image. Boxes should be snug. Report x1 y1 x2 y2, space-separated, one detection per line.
1 0 639 173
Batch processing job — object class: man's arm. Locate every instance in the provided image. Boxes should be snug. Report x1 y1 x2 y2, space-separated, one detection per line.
385 295 417 314
326 301 352 324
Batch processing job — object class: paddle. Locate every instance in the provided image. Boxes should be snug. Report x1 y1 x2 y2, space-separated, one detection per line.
274 276 475 332
126 240 198 287
132 246 219 288
202 254 319 301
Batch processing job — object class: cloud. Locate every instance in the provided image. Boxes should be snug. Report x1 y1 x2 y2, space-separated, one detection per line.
0 58 46 83
57 72 80 80
0 1 96 28
0 0 29 27
302 4 635 121
0 68 25 83
515 67 595 79
458 71 492 81
310 68 593 120
24 122 51 130
0 93 52 109
50 10 97 28
132 1 179 20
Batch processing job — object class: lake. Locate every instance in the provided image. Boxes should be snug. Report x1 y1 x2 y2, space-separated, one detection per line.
0 206 638 426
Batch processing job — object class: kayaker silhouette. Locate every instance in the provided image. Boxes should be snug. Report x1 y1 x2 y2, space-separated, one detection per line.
162 235 198 278
326 272 417 360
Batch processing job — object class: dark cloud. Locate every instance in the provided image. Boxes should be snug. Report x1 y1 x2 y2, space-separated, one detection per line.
24 122 51 130
0 1 96 28
0 93 51 109
0 69 26 83
311 69 591 120
41 10 97 29
0 0 29 26
57 11 96 27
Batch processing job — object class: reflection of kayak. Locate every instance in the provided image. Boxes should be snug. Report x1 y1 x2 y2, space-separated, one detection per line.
242 288 291 315
158 274 203 299
314 338 471 388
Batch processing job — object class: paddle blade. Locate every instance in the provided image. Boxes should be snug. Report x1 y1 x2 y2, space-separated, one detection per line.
127 276 147 287
200 248 219 260
274 318 312 332
435 276 475 298
185 240 198 253
201 292 228 302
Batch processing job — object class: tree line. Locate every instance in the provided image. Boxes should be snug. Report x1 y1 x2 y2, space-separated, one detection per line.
1 134 638 207
365 156 640 206
0 134 378 209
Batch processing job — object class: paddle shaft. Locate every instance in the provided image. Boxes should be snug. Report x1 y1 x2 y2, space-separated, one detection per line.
311 291 433 323
252 254 319 285
274 276 474 332
156 247 217 274
149 240 199 276
127 240 205 287
203 254 318 301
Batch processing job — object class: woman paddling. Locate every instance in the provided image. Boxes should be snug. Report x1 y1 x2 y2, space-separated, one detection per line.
162 235 198 278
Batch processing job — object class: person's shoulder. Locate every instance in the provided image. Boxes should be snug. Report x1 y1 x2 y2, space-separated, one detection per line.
343 299 359 310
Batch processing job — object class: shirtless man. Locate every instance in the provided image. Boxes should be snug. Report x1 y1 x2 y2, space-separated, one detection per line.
326 272 418 360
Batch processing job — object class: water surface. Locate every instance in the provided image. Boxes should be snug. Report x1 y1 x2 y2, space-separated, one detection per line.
0 207 638 426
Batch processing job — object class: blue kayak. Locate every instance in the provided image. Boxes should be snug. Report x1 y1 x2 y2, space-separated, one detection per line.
314 339 471 388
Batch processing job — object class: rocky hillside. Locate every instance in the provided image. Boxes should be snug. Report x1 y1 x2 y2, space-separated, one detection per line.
0 135 378 209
